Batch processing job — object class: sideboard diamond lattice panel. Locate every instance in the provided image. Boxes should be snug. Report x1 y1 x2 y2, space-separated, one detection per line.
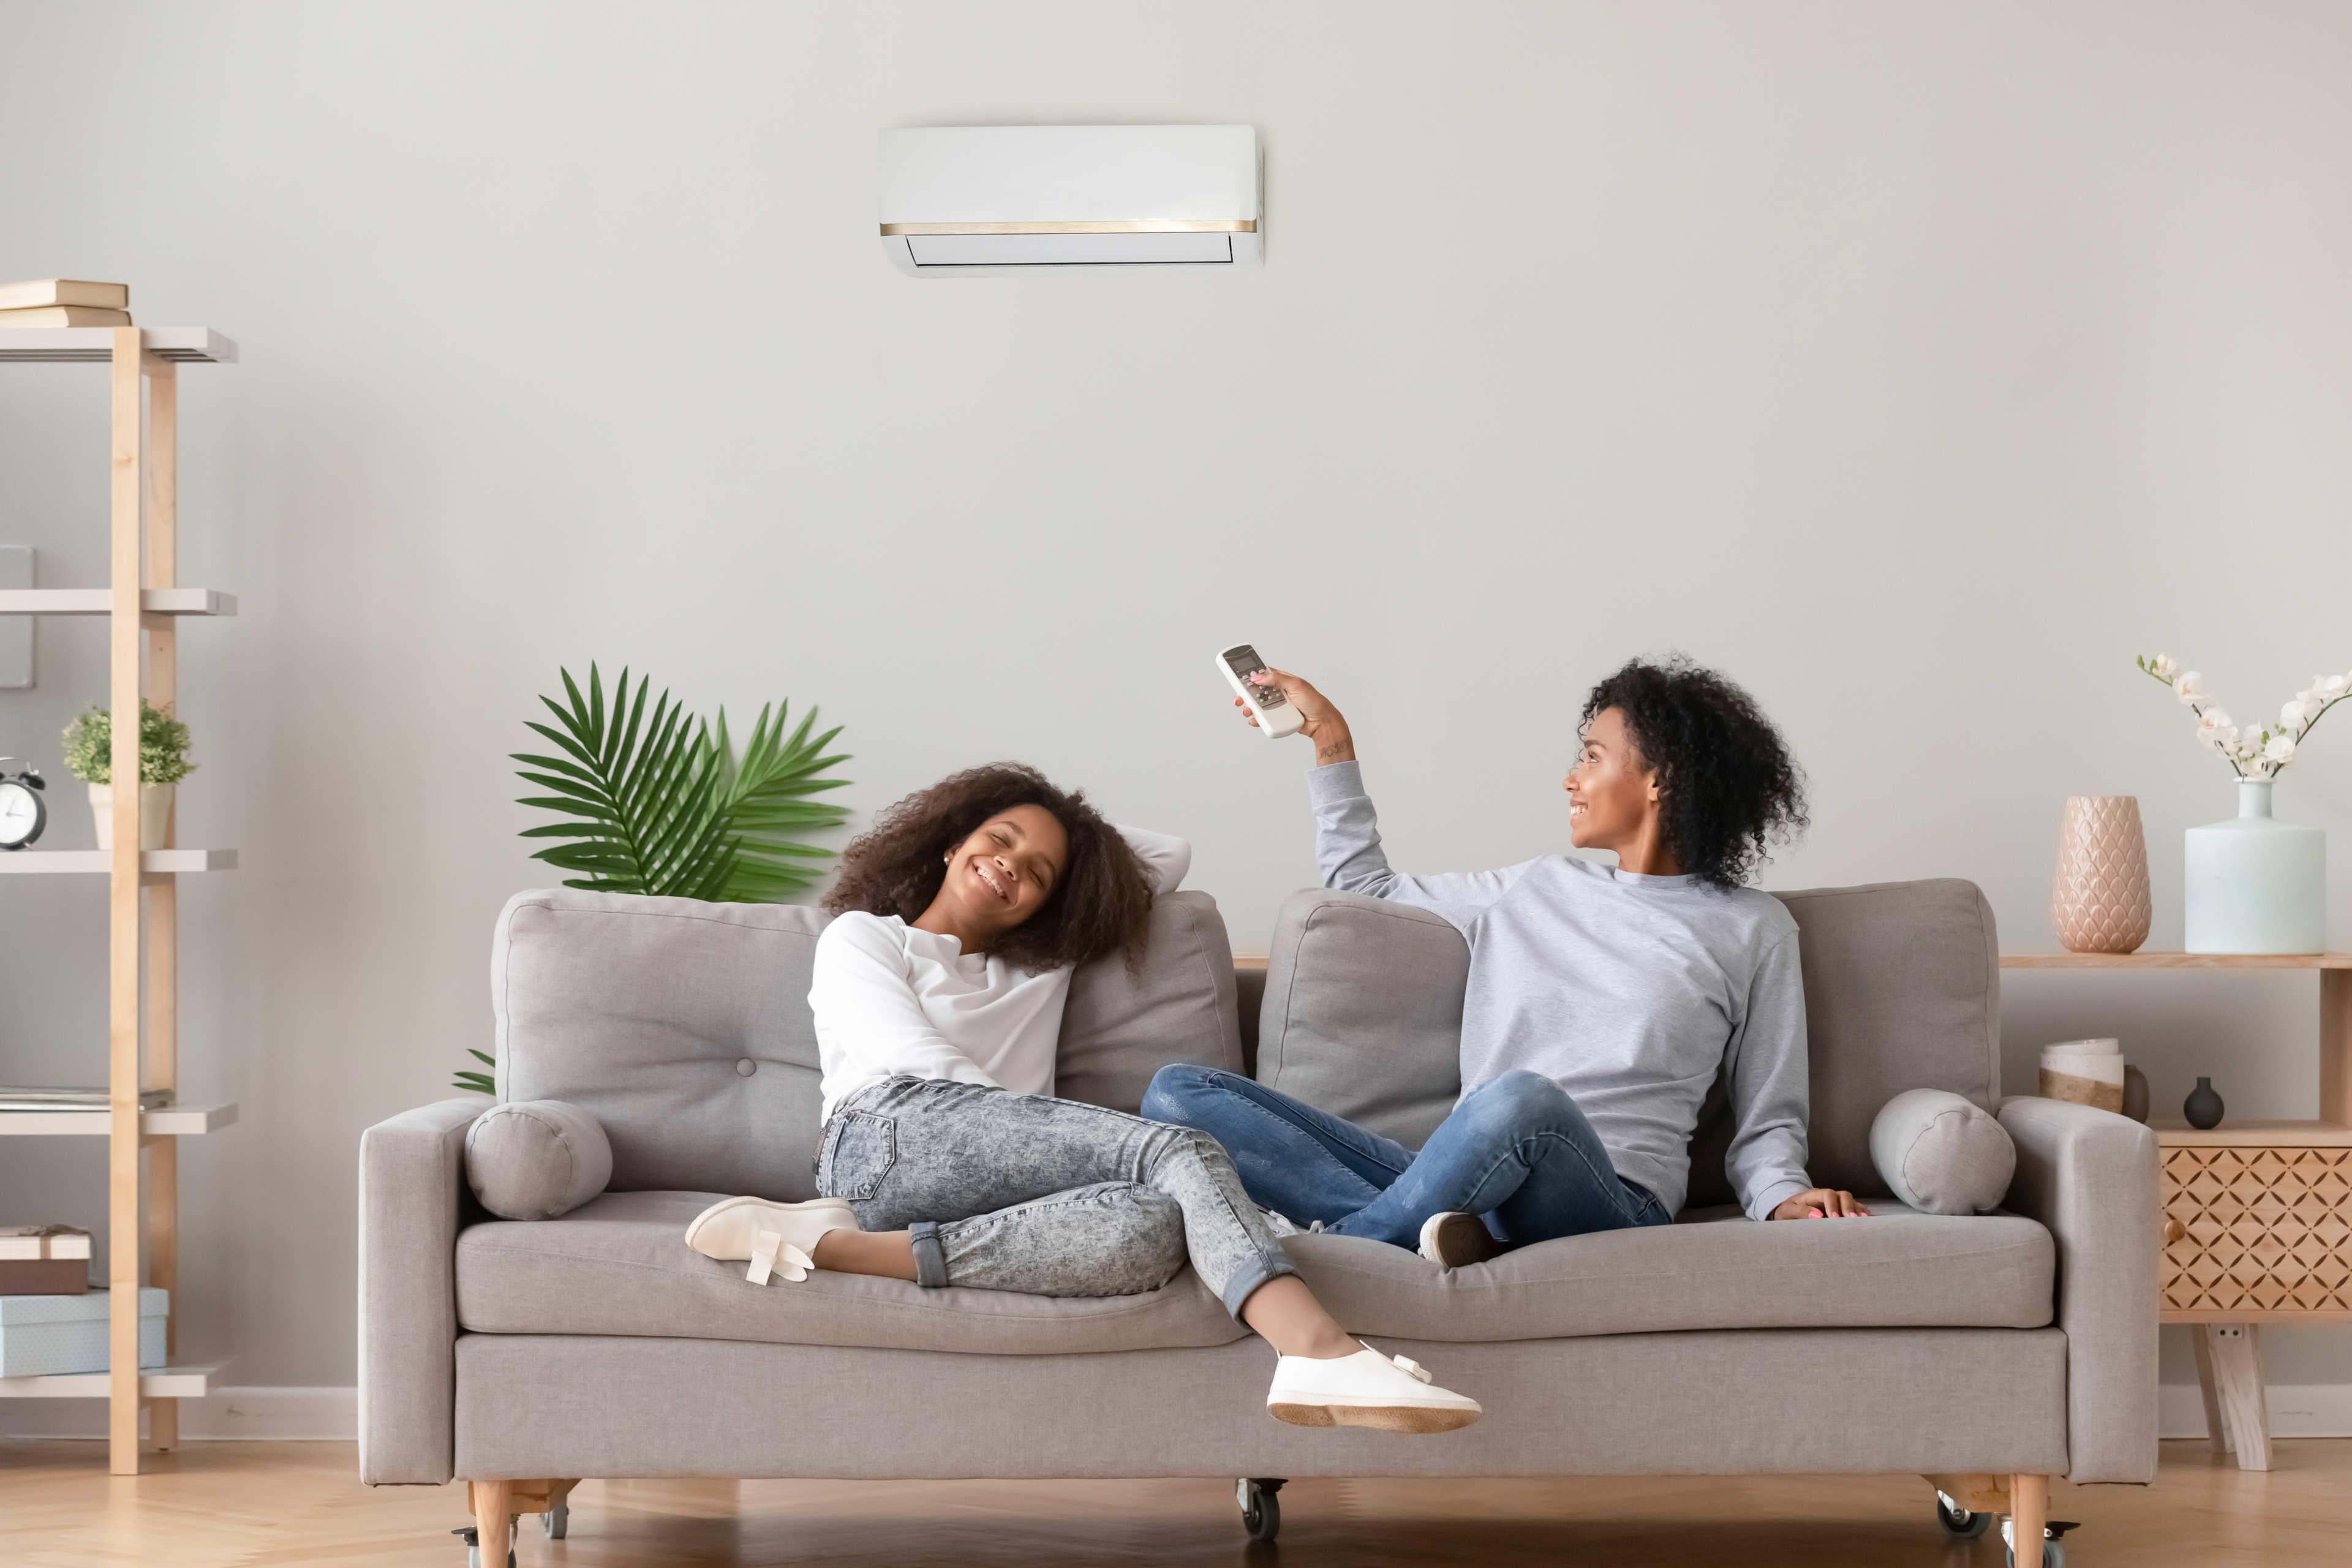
2161 1147 2352 1315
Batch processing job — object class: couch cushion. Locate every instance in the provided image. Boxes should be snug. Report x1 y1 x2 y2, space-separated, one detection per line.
456 1190 1246 1354
1289 1203 2052 1343
1256 892 1468 1150
494 892 833 1199
1256 879 2003 1207
492 887 1245 1201
456 1192 2049 1354
1057 890 1245 1112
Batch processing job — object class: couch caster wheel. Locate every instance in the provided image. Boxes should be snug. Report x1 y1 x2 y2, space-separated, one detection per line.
1934 1490 1992 1539
450 1524 516 1568
1237 1477 1284 1542
545 1496 568 1538
2002 1515 2076 1568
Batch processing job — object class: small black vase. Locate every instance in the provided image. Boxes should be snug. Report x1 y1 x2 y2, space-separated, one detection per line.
2183 1077 2225 1131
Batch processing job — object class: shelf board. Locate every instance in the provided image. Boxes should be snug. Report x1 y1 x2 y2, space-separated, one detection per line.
0 849 236 873
2152 1118 2352 1147
2002 951 2352 970
0 327 236 364
0 588 236 616
0 1363 223 1399
0 1102 238 1137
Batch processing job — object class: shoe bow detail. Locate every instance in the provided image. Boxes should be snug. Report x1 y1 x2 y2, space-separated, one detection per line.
1390 1355 1432 1384
747 1231 816 1286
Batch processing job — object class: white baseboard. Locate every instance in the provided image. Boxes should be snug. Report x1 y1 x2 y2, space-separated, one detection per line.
0 1385 355 1441
2159 1382 2352 1439
6 1381 2346 1444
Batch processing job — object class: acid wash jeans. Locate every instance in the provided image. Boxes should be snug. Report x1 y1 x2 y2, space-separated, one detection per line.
815 1076 1298 1318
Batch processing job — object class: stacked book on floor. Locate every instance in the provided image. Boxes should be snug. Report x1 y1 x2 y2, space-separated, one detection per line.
0 278 132 328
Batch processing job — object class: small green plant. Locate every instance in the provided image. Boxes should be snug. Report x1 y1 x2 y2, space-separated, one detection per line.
456 665 850 1093
61 700 195 785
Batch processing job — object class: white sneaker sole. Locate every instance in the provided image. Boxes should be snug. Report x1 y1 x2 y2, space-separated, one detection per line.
1268 1394 1482 1433
1416 1210 1505 1269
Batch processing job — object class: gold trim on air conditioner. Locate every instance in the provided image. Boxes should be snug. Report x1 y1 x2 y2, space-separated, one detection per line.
878 220 1257 236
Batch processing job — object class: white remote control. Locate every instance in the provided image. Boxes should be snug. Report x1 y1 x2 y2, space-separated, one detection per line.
1216 643 1306 739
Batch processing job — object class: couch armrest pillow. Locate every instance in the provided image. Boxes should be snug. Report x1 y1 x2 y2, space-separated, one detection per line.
464 1099 613 1219
1869 1087 2015 1215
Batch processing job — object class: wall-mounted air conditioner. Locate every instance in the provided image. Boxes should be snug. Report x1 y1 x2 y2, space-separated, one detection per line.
878 125 1261 275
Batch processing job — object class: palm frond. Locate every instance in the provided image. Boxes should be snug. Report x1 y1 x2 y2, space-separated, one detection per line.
713 701 852 901
453 1048 496 1096
510 663 740 898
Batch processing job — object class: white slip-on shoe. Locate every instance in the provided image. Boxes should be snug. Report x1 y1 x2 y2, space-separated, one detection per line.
682 1196 858 1284
1266 1341 1482 1434
1417 1211 1506 1270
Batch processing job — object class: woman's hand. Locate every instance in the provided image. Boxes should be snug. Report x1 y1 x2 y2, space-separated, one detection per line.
1770 1188 1869 1220
1237 668 1355 766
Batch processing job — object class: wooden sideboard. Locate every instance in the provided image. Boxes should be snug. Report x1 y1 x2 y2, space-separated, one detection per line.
2008 951 2350 1471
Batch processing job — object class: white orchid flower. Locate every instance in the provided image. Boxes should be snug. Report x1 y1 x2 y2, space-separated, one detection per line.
2150 654 2177 679
2266 733 2297 766
2324 674 2351 699
2284 699 2313 728
2197 707 2234 734
2175 672 2206 704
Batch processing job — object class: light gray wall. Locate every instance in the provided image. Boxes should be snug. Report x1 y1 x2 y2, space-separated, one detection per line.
2 1 2348 1394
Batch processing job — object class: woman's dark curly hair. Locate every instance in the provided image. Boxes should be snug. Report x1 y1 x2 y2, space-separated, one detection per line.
824 763 1153 971
1581 656 1807 889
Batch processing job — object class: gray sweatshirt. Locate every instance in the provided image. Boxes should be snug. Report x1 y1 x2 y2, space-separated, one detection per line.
1308 761 1813 1221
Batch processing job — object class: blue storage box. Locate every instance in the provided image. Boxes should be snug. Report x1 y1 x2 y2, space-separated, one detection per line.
0 1287 167 1377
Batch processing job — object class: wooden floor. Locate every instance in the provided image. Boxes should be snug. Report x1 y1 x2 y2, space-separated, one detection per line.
1 1439 2346 1566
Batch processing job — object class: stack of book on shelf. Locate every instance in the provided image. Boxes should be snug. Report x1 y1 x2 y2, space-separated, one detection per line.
0 278 132 328
0 1224 91 1295
0 1086 172 1112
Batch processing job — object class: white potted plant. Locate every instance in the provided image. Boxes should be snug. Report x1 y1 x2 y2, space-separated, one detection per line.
61 700 194 851
2139 654 2348 953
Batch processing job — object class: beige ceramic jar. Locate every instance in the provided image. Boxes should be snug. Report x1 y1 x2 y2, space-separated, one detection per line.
2052 794 2151 954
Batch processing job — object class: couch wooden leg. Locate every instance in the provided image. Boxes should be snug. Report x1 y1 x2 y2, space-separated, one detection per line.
470 1479 511 1565
2009 1472 2048 1565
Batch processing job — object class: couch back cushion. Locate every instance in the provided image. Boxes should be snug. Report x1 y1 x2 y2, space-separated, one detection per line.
492 888 1243 1199
1255 878 2001 1206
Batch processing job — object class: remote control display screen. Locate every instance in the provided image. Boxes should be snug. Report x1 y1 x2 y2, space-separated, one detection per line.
1224 647 1263 677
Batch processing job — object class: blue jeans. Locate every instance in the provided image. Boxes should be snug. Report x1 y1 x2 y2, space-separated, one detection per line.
1141 1066 1671 1251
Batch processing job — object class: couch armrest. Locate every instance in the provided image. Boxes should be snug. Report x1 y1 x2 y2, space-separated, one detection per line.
359 1098 488 1485
1997 1096 2159 1483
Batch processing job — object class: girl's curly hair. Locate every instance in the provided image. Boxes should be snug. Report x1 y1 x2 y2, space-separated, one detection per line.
824 763 1153 971
1581 656 1807 889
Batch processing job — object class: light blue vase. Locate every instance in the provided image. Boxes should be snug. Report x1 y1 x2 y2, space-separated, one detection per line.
2184 778 2326 954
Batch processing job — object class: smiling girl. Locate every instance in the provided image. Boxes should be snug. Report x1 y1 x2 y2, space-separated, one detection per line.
680 763 1482 1434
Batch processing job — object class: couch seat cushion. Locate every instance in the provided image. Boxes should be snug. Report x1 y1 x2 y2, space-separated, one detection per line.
1287 1202 2054 1343
459 1192 2051 1355
455 1191 1248 1355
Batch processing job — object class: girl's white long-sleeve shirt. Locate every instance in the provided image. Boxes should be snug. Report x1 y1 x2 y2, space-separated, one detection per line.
811 827 1189 1121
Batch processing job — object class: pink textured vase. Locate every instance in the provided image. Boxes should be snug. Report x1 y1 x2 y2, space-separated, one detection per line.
2052 795 2152 954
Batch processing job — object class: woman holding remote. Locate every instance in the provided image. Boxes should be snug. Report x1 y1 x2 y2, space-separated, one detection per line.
681 763 1481 1434
1147 656 1862 1271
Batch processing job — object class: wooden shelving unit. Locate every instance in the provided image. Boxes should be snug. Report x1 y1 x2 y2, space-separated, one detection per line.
0 325 240 1474
2003 949 2351 1471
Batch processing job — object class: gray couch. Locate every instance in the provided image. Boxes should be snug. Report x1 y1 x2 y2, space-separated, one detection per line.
360 879 2158 1562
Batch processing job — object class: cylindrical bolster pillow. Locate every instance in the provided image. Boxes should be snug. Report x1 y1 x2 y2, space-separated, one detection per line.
464 1098 613 1220
1869 1087 2016 1215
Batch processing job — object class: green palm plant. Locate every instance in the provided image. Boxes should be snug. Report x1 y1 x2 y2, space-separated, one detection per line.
512 664 850 900
456 665 850 1094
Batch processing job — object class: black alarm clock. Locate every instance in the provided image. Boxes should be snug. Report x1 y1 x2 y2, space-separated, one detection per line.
0 758 47 850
